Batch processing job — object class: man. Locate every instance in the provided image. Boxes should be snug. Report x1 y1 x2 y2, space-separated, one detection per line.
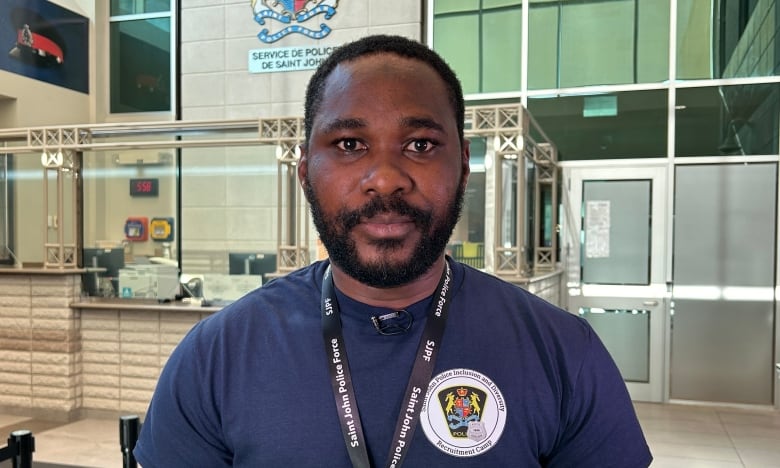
134 35 652 467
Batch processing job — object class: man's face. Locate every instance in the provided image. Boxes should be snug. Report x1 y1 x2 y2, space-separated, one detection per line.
300 54 470 288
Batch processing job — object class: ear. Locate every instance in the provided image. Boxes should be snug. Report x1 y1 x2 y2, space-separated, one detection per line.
297 143 309 191
460 138 471 189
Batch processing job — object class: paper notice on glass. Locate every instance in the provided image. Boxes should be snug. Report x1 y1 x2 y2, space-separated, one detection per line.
585 200 610 258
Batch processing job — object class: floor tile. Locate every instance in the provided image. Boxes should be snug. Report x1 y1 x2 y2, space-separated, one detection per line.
649 441 742 463
644 429 734 448
650 456 744 468
2 403 779 467
729 435 780 453
33 418 121 468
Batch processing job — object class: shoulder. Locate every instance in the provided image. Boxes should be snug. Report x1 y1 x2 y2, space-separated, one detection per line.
450 261 599 387
454 261 590 339
183 261 328 344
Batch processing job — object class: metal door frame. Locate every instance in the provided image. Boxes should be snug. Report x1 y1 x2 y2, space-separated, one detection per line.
561 161 669 402
767 160 780 411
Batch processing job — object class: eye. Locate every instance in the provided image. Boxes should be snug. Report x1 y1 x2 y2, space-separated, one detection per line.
405 139 437 153
335 138 366 152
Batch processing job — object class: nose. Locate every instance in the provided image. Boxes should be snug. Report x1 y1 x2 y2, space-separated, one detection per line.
359 151 413 197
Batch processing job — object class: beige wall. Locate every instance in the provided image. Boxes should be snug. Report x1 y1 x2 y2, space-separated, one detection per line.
80 306 212 415
0 271 214 420
178 0 424 262
0 273 82 419
0 72 91 129
180 1 423 120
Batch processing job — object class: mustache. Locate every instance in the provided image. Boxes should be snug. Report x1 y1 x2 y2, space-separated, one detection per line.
338 196 432 232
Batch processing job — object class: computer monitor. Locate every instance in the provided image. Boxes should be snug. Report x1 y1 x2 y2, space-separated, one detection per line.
82 248 125 296
228 252 277 283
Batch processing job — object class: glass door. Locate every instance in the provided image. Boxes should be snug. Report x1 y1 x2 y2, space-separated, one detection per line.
562 164 668 402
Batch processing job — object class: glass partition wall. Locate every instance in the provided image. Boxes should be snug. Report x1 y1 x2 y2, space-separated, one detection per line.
0 108 558 301
0 154 14 265
0 119 310 302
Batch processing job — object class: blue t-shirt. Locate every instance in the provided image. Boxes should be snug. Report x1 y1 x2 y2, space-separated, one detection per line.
134 260 652 467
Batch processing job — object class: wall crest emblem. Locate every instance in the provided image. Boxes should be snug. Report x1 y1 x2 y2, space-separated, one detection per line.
251 0 338 44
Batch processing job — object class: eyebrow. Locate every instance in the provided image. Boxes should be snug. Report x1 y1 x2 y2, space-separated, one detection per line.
317 116 447 135
399 116 446 133
319 117 366 134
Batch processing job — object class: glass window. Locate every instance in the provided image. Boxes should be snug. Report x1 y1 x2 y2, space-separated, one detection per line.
434 1 522 94
635 0 671 82
560 0 636 87
482 6 522 92
111 0 171 16
579 307 651 382
81 136 305 300
434 12 480 93
0 154 13 265
110 8 172 113
528 2 558 90
529 0 669 89
11 153 50 266
581 179 652 285
500 158 519 247
82 143 178 297
678 0 775 79
450 137 487 269
0 138 83 269
179 143 281 301
676 83 780 156
528 89 668 160
676 0 713 79
79 124 296 300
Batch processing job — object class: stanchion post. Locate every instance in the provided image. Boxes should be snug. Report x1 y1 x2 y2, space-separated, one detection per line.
120 415 141 468
8 430 34 468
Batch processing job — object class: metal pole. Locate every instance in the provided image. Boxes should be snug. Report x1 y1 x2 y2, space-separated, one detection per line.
120 415 141 468
8 430 34 468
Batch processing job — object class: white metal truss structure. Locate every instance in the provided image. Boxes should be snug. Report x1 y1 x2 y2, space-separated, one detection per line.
260 118 309 274
17 127 89 269
42 149 80 269
0 106 558 276
465 104 559 280
0 119 307 272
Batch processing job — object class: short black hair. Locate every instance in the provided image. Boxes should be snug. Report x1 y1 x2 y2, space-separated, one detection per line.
303 34 465 145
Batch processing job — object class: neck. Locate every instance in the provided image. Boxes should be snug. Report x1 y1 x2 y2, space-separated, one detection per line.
329 256 447 310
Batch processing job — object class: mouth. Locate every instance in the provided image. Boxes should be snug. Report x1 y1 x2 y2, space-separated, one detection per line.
357 213 416 239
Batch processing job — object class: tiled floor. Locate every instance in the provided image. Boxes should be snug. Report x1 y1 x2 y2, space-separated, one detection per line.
0 414 122 468
0 402 778 467
636 402 780 467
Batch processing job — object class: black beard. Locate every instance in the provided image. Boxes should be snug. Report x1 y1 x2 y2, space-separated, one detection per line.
304 179 465 288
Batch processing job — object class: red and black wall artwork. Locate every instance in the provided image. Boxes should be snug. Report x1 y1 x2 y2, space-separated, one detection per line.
1 0 88 94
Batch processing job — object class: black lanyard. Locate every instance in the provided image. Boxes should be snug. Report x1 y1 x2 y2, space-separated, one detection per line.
321 260 454 468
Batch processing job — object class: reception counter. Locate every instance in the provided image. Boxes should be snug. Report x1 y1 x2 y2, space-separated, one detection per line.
0 268 224 421
0 266 563 421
